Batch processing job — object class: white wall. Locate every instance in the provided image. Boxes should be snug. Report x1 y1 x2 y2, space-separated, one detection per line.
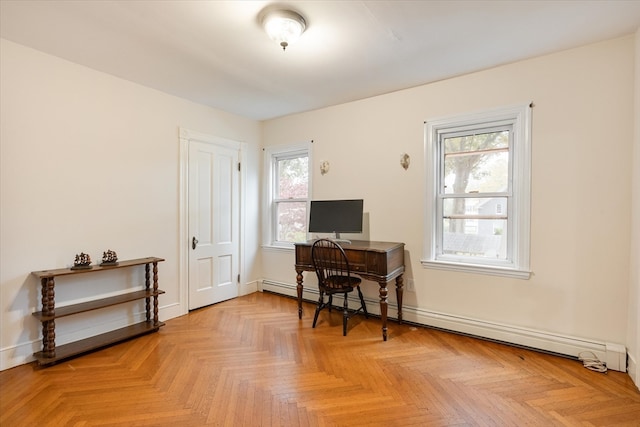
262 36 637 375
0 39 261 370
628 29 640 389
2 32 637 388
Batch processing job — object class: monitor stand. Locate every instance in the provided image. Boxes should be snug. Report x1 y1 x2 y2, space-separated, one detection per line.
333 233 352 245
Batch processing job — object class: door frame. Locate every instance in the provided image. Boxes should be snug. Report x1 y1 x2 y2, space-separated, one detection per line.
178 127 246 315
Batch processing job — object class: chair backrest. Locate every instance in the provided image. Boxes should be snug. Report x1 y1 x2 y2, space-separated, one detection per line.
311 239 353 290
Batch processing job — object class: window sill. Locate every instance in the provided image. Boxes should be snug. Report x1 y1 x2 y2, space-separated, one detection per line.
261 244 295 253
421 259 531 279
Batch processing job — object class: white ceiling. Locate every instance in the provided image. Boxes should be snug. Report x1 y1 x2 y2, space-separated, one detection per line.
2 1 640 121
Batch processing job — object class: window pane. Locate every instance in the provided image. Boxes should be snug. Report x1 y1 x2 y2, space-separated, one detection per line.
277 156 308 199
276 201 307 243
442 197 507 259
443 197 508 218
443 130 509 194
442 218 508 259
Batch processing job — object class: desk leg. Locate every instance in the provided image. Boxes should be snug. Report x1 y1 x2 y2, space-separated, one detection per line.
296 269 304 319
378 281 388 341
396 274 404 324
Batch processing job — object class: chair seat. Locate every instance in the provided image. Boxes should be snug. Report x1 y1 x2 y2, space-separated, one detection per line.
323 275 361 292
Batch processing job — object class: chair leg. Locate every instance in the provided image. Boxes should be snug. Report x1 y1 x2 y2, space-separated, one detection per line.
313 291 324 328
342 292 349 336
357 286 368 318
328 295 333 312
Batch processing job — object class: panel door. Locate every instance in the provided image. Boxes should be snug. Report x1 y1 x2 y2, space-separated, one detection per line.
188 140 239 310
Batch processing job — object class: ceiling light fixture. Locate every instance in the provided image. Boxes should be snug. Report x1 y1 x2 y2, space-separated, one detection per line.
262 9 306 51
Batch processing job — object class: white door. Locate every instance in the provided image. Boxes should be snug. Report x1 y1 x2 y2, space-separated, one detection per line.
188 139 240 310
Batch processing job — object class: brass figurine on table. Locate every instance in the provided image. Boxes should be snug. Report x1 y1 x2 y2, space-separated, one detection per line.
101 249 118 266
71 252 92 270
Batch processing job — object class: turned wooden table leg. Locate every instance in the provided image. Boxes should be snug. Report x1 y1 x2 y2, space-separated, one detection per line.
395 274 404 324
145 263 151 323
296 269 304 319
41 277 56 358
379 281 388 341
152 262 159 326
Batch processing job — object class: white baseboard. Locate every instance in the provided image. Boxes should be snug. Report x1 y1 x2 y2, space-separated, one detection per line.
605 342 627 372
0 302 181 371
261 279 627 372
4 283 629 378
1 281 259 371
240 280 259 296
161 301 182 320
628 353 639 391
1 338 39 372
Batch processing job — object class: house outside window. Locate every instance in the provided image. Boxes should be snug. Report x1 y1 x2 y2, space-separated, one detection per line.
263 143 310 247
423 104 532 278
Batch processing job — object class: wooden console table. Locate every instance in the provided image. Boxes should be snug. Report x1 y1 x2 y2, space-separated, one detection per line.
31 257 165 366
294 240 405 341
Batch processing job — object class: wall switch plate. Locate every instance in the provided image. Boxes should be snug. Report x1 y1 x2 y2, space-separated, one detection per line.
406 278 415 292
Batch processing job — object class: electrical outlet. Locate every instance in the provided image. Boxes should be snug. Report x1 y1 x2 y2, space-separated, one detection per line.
406 278 415 292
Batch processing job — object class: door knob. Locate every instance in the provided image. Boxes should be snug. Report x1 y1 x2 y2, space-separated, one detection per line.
192 236 198 250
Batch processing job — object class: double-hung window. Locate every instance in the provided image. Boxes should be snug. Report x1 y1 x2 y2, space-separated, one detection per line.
263 143 310 247
423 104 531 278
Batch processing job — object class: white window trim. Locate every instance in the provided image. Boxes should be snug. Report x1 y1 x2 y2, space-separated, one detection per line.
422 103 532 279
262 141 312 250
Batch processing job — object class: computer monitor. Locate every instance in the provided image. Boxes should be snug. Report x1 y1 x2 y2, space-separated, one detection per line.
308 199 364 240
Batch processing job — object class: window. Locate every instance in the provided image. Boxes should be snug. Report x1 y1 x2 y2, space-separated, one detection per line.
423 104 531 278
263 143 310 247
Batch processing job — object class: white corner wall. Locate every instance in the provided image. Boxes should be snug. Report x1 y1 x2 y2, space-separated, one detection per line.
262 36 636 371
0 39 262 370
629 28 640 389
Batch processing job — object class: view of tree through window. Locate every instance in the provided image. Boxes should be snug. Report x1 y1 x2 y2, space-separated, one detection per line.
425 104 531 276
441 129 510 259
275 155 308 243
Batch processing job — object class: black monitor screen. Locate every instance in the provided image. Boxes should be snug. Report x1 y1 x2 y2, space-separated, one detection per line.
308 199 363 234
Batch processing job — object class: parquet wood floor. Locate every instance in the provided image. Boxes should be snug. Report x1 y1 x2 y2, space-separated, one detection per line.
1 291 639 426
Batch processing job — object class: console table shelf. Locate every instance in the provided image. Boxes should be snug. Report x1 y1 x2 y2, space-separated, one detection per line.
31 257 165 366
32 289 166 321
33 321 165 365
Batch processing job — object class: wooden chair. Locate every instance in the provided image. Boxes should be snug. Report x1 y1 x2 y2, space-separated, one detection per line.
311 239 368 336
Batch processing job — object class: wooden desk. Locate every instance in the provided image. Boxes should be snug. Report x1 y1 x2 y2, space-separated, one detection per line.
294 240 405 341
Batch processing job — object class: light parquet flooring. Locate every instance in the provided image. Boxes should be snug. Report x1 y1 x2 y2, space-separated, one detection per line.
1 291 639 426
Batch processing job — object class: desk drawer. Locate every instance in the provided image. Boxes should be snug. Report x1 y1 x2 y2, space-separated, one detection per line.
295 245 312 266
365 248 403 275
350 262 367 272
344 249 366 272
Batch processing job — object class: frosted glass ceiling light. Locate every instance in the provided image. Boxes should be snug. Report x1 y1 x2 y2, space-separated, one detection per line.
263 10 306 51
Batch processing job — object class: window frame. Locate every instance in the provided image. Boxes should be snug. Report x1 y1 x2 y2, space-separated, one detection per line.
423 104 532 279
262 142 311 249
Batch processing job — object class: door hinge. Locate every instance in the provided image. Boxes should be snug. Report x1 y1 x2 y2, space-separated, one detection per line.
237 162 241 171
237 274 240 283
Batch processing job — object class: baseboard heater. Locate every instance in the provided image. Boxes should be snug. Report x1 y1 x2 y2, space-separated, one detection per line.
261 279 627 372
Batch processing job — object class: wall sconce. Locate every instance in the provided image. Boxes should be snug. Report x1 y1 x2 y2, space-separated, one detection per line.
320 160 330 175
400 153 410 170
262 9 306 51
